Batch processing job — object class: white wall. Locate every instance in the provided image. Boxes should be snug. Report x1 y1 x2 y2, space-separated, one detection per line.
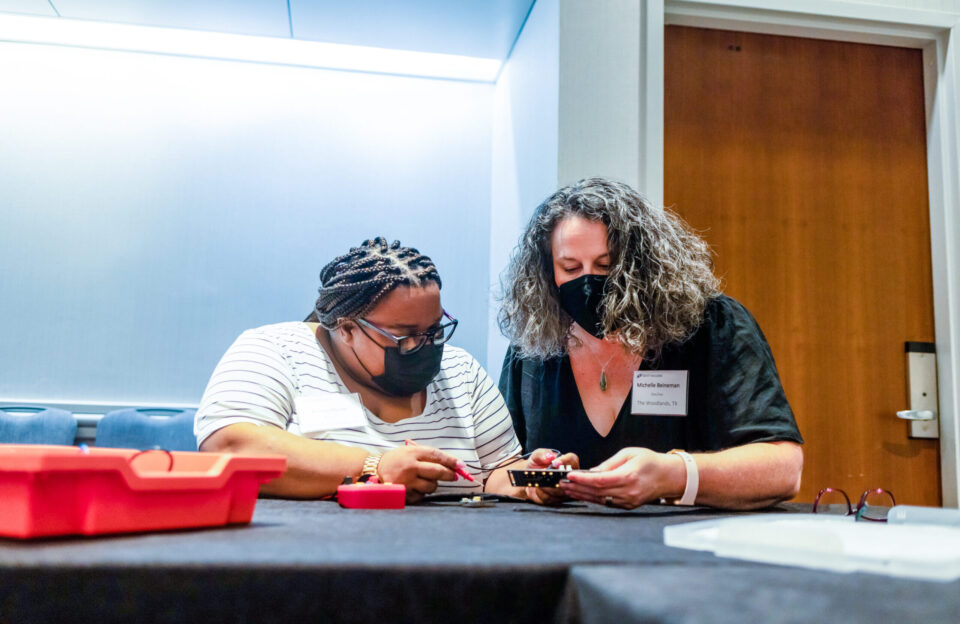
0 42 493 407
949 19 960 506
558 0 643 190
487 0 560 382
844 0 959 10
556 0 666 204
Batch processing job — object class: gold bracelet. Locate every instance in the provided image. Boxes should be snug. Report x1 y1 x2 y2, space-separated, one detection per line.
360 454 382 481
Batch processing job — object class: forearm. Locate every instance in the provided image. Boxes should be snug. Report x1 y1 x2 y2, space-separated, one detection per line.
200 423 369 498
687 441 803 510
483 457 526 497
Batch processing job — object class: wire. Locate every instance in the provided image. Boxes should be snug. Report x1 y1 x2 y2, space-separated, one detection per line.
457 448 560 472
129 447 175 472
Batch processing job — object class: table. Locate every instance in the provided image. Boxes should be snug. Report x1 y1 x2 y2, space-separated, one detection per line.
1 499 958 623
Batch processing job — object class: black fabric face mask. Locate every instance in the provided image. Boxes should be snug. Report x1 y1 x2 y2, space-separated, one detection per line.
365 343 444 397
558 274 609 338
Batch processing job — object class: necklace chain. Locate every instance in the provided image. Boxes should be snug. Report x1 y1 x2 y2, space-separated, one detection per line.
573 327 642 392
581 336 617 392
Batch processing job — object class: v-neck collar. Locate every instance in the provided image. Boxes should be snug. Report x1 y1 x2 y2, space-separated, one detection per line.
560 355 633 440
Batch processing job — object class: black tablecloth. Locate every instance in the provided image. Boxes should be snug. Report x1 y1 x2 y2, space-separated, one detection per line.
0 499 957 623
570 565 960 624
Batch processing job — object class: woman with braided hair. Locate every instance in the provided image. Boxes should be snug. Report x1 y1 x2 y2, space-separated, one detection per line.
196 237 524 501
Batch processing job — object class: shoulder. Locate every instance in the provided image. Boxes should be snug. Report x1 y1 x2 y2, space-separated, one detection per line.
431 346 501 401
704 294 752 321
439 344 475 367
238 321 313 339
218 323 328 373
436 345 483 382
660 295 770 361
501 345 560 373
231 322 317 349
699 295 765 337
687 295 779 370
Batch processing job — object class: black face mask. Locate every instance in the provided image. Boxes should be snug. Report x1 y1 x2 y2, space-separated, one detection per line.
356 342 444 397
558 274 609 338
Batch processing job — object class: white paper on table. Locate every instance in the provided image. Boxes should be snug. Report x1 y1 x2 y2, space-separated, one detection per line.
663 513 960 582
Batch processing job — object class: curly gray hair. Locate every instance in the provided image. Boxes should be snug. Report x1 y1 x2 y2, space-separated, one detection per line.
498 177 720 359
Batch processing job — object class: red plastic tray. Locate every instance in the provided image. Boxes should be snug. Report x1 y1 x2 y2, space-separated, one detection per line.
0 444 286 538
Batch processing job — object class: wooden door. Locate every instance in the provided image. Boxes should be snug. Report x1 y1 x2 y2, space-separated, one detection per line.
664 26 939 505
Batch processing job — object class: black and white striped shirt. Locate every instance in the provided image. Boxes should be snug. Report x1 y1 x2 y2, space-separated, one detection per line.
195 322 521 493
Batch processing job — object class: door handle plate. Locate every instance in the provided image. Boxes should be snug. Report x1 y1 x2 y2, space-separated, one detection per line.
904 342 939 439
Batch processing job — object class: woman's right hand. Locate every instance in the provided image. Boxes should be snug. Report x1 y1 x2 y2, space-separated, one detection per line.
524 448 580 506
377 445 462 503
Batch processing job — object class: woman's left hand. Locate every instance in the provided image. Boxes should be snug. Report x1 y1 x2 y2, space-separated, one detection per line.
523 448 580 505
560 447 683 509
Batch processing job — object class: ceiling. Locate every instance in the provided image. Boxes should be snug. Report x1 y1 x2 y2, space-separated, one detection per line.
0 0 536 60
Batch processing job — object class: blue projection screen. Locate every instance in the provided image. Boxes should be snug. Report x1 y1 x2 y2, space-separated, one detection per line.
0 42 492 408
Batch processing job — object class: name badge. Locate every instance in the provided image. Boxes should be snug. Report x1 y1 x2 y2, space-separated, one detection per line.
295 393 367 435
631 370 689 416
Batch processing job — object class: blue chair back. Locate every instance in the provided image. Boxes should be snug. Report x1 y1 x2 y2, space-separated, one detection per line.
0 406 77 445
95 408 198 451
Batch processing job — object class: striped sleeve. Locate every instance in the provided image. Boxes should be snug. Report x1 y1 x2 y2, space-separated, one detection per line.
468 355 522 473
194 328 296 446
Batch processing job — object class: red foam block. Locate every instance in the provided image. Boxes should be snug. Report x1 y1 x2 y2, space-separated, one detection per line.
337 482 406 509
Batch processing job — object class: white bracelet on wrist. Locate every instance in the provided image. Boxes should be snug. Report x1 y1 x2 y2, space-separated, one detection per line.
664 449 698 506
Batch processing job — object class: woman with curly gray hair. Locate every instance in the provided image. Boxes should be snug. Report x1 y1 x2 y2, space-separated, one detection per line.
499 178 803 510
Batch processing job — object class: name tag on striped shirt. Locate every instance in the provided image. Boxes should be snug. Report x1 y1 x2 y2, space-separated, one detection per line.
295 393 367 435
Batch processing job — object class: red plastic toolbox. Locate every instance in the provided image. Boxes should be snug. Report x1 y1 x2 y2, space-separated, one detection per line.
0 444 286 538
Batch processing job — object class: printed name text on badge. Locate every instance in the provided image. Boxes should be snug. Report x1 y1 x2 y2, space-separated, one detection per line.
631 370 688 416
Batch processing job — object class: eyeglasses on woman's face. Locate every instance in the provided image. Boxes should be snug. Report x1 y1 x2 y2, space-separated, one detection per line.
812 487 896 522
354 310 458 355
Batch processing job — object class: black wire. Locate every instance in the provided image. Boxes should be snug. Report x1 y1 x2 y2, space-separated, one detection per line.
423 492 524 503
129 447 175 472
457 449 561 472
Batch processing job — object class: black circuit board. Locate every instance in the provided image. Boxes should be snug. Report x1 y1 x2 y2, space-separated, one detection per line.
507 467 578 488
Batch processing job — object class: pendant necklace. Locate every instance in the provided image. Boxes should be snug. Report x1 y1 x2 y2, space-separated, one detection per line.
583 338 617 392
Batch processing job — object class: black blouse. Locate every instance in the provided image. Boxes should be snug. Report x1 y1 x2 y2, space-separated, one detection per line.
498 295 803 470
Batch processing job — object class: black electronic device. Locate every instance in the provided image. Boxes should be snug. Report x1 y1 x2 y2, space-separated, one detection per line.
507 467 578 488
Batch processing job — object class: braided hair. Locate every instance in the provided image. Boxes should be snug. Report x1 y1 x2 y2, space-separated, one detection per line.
306 237 442 329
